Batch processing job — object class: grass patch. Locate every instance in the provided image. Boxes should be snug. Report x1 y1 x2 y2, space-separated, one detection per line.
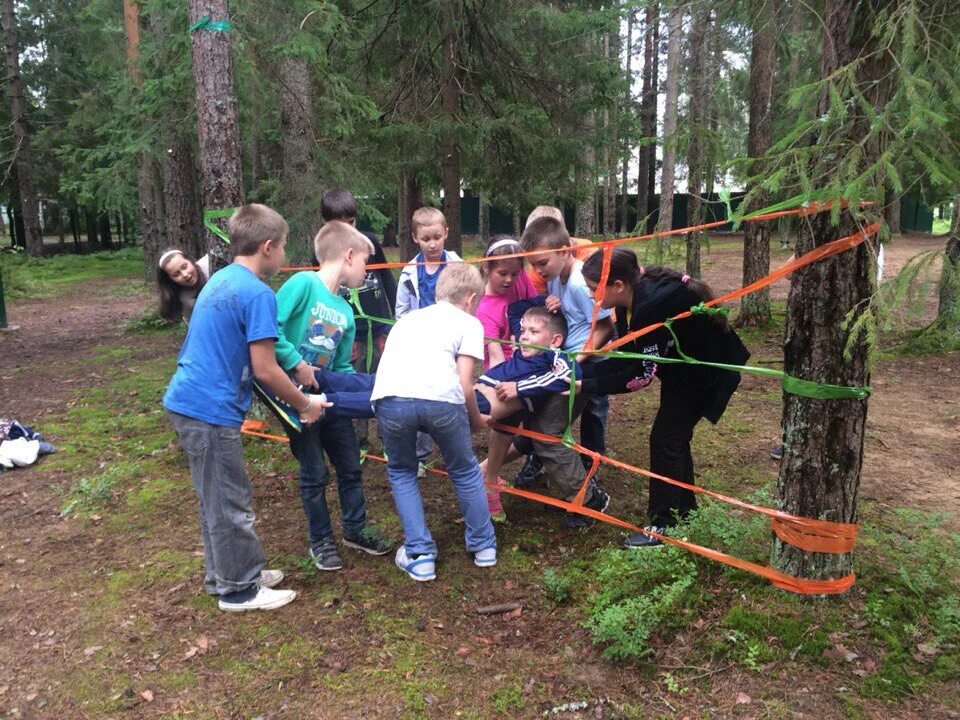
1 247 143 299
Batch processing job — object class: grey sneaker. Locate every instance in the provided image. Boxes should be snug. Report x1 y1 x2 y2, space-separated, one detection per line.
309 537 344 571
219 586 296 612
343 527 392 556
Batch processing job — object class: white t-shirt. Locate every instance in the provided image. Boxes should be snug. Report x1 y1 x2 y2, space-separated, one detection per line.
372 301 484 404
546 259 612 351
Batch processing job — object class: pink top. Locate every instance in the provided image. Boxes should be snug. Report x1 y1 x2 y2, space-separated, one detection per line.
475 271 539 370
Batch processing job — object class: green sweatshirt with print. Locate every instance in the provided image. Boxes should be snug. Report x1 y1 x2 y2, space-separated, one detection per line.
274 271 356 373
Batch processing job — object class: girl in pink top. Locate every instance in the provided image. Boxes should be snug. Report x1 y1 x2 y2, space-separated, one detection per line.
476 236 539 372
475 236 538 521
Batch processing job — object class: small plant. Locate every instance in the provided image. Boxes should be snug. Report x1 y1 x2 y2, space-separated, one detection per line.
543 568 573 603
61 464 134 515
124 307 178 333
660 671 687 695
490 683 524 714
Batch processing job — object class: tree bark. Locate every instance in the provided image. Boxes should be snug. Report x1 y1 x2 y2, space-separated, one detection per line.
772 0 890 585
397 175 409 252
6 204 14 248
883 186 901 236
279 52 317 254
440 3 462 255
656 7 682 244
620 12 634 233
68 205 80 249
57 203 66 247
162 133 205 260
98 214 113 249
602 31 616 237
636 3 658 234
576 115 597 237
685 5 711 278
2 0 44 256
400 174 422 262
85 210 99 251
189 0 245 271
937 195 960 326
738 0 777 326
479 191 490 244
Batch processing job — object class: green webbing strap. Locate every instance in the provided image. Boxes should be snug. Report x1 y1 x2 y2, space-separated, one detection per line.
204 208 235 244
347 288 376 372
190 16 232 32
562 349 577 447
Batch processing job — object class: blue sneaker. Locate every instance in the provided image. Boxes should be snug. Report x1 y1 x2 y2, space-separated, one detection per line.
395 546 436 582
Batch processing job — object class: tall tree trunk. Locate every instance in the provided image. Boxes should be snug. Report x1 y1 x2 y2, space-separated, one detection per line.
937 195 960 327
602 32 616 237
68 205 80 249
5 204 14 248
685 5 711 278
772 0 890 584
397 175 409 252
479 191 490 243
189 0 245 271
99 213 113 249
512 207 521 236
85 210 99 250
738 0 777 326
57 203 66 247
576 115 597 237
440 3 462 255
162 133 204 260
2 0 43 256
279 52 316 254
400 174 422 262
656 6 682 246
620 12 634 233
636 3 658 233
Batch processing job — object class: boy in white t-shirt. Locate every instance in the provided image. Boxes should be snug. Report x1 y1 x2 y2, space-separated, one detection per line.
372 263 496 582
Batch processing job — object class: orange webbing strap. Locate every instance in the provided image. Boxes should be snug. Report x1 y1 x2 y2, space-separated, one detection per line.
491 422 857 554
601 221 882 353
239 419 855 595
581 244 613 354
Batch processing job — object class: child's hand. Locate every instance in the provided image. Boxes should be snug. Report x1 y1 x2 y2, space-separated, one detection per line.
495 381 519 401
473 414 492 433
545 295 562 313
293 361 320 389
375 334 387 355
300 394 332 426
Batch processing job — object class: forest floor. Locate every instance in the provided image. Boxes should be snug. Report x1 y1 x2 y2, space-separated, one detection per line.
0 233 957 719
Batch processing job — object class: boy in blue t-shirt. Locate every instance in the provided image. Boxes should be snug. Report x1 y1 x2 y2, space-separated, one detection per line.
164 204 327 613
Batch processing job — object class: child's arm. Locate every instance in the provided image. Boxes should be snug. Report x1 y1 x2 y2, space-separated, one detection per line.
458 355 488 432
394 272 416 318
577 316 614 362
275 275 319 388
250 339 329 424
486 341 506 368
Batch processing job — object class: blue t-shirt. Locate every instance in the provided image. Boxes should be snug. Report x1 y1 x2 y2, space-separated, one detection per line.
416 250 447 308
163 263 279 428
546 259 612 352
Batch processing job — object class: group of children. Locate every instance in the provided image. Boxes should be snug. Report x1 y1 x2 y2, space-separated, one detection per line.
159 190 748 611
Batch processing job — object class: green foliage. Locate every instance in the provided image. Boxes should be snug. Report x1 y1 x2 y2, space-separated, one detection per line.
0 248 143 299
542 568 574 604
61 462 139 516
490 683 524 714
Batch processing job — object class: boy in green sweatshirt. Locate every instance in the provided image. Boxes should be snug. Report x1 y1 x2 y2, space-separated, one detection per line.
274 221 392 570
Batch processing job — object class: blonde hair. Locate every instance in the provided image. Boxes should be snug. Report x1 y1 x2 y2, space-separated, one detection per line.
228 204 289 257
411 207 447 235
313 221 374 263
526 205 564 225
436 262 484 304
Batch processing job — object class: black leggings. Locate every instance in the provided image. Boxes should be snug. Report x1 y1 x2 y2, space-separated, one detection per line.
648 383 703 527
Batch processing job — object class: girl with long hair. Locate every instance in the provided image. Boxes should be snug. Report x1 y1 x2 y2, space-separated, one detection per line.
157 249 210 322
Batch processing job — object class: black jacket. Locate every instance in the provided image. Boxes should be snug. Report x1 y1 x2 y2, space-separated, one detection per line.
580 277 750 423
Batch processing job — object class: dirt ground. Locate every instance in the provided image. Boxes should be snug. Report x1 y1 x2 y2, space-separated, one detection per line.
0 234 957 719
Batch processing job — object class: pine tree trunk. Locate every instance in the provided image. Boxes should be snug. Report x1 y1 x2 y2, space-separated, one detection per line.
6 204 14 248
68 205 80 249
13 203 24 248
279 52 317 253
479 191 490 244
400 174 421 262
937 195 960 326
189 0 245 271
685 5 710 279
738 0 777 327
85 210 99 250
99 214 113 249
440 3 462 255
512 207 521 236
656 7 682 244
772 0 890 585
162 133 205 260
2 0 43 256
620 13 634 233
140 159 167 278
576 113 597 237
56 203 66 247
636 3 658 234
397 176 409 252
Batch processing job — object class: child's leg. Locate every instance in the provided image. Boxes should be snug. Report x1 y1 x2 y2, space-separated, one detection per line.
376 398 437 557
167 411 266 595
483 431 514 487
317 414 367 539
314 367 376 393
474 384 525 421
288 423 336 548
423 401 496 554
323 390 376 419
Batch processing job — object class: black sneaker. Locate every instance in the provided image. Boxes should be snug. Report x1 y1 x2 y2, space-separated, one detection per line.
562 486 611 531
513 453 544 490
623 526 665 549
309 537 344 571
343 527 392 556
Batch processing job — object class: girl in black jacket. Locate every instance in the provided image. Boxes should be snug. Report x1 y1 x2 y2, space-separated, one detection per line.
581 248 749 547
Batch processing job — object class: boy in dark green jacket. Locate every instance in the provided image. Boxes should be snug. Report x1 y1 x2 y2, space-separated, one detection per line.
274 221 392 570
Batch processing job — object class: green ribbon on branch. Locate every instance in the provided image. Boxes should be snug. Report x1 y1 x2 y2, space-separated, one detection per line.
190 16 232 32
204 208 235 244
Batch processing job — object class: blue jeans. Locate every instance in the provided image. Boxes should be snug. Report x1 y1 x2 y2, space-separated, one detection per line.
580 393 609 467
287 413 366 546
167 411 266 595
375 397 495 557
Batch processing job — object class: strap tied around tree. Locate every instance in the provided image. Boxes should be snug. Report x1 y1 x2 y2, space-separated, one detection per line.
189 16 232 33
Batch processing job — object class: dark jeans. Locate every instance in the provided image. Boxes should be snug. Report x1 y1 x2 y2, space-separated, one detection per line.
648 383 702 527
287 413 366 546
167 411 265 596
350 338 383 445
580 393 609 469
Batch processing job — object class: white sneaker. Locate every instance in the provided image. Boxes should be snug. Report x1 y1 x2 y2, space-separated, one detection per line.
395 546 436 582
260 569 284 588
417 462 427 479
474 547 497 568
218 585 297 612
